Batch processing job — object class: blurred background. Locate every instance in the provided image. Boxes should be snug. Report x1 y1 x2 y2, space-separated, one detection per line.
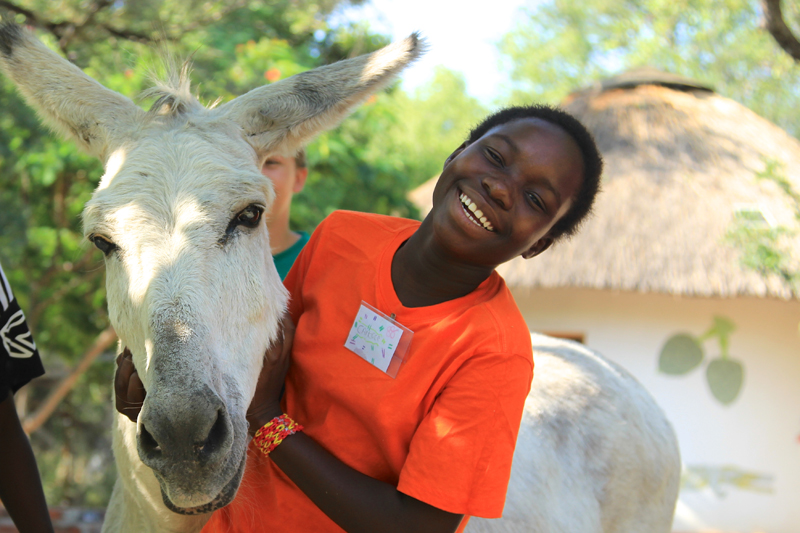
0 1 798 532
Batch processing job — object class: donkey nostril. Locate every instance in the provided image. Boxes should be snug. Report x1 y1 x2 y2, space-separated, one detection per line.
140 424 162 454
196 410 227 460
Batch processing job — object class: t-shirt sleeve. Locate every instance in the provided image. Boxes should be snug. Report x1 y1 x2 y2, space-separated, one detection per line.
397 351 533 518
0 263 45 394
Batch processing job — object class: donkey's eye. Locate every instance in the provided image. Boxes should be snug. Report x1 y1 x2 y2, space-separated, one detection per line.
90 234 117 255
235 205 264 229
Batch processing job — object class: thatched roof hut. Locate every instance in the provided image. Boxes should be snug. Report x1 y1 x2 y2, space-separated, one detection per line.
412 67 800 300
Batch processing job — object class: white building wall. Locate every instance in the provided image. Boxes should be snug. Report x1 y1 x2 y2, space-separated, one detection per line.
511 287 800 533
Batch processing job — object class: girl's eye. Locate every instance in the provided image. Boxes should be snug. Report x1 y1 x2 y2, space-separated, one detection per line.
234 205 264 229
90 234 117 255
527 192 545 211
486 148 503 165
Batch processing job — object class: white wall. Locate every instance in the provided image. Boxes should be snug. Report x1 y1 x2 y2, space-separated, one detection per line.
511 287 800 533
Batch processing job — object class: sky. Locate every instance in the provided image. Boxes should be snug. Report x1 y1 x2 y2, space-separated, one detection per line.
333 0 542 105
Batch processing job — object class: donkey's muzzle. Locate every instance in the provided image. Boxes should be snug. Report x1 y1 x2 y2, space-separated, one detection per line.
137 386 234 476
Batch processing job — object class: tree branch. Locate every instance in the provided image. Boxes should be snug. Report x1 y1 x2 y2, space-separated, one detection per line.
23 326 117 435
1 0 251 49
0 0 71 41
762 0 800 62
0 0 160 48
99 23 159 44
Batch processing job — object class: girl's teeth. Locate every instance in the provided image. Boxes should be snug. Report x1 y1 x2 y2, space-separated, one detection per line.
460 192 494 231
466 199 484 219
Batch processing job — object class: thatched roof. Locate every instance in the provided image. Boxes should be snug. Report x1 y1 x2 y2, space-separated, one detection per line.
410 68 800 300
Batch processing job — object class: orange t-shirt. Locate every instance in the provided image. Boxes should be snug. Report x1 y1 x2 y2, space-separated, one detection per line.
203 211 534 533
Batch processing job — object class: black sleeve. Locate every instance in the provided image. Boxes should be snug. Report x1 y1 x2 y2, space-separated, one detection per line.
0 264 45 394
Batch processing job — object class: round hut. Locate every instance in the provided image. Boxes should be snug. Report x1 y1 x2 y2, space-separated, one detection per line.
410 68 800 533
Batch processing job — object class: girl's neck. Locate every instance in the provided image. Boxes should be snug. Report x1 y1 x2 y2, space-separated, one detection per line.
390 221 494 308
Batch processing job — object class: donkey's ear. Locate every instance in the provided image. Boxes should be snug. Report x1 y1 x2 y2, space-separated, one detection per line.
215 33 425 158
0 24 144 161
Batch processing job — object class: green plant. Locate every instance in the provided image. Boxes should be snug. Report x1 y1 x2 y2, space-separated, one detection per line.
659 316 744 405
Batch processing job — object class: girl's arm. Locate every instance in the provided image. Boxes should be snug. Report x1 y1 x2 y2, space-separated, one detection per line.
261 420 463 533
0 388 55 533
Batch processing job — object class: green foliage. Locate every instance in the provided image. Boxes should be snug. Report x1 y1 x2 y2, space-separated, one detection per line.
658 316 744 405
726 160 799 285
499 0 800 138
728 223 794 280
293 96 420 229
381 67 488 187
755 158 800 206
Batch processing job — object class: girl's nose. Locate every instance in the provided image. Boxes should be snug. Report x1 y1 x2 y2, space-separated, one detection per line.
483 176 512 210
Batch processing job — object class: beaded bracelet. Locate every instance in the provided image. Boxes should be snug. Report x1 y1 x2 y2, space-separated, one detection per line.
252 414 304 456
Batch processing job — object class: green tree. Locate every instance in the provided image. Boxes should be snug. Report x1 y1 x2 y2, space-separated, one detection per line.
499 0 800 138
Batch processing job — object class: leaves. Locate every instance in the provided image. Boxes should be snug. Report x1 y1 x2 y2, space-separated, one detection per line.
658 316 745 405
659 333 704 374
702 316 737 356
706 357 744 405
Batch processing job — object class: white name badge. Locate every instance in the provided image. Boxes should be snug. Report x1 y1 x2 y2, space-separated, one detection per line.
344 301 413 378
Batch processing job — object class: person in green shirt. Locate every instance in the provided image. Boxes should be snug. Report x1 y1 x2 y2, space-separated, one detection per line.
261 149 309 279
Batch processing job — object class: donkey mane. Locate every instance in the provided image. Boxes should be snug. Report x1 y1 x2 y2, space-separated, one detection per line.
142 59 211 117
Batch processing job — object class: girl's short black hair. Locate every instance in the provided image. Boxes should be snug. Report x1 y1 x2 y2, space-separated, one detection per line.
467 105 603 242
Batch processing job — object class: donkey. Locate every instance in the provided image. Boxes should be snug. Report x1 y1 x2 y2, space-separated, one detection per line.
0 23 422 531
466 333 681 533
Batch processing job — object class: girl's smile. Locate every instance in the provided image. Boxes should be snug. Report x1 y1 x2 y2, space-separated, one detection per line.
458 189 496 232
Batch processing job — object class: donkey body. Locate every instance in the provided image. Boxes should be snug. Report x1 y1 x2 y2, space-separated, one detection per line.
466 333 680 533
0 23 422 531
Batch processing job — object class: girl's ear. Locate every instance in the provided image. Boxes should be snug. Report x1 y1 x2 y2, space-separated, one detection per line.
521 236 554 259
444 141 469 168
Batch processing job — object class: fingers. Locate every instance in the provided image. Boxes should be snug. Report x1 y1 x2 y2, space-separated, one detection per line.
264 330 283 364
114 348 135 393
115 348 146 423
246 314 295 429
281 314 296 352
265 313 295 364
126 370 146 406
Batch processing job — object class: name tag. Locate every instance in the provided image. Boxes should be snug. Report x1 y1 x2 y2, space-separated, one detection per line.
344 301 413 378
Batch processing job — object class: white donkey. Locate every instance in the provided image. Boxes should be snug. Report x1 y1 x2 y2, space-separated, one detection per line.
466 333 680 533
0 23 422 531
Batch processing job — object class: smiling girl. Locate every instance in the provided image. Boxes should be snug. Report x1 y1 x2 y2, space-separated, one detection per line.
117 104 603 533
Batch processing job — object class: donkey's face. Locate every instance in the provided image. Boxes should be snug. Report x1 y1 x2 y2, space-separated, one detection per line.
84 120 283 512
0 23 421 513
